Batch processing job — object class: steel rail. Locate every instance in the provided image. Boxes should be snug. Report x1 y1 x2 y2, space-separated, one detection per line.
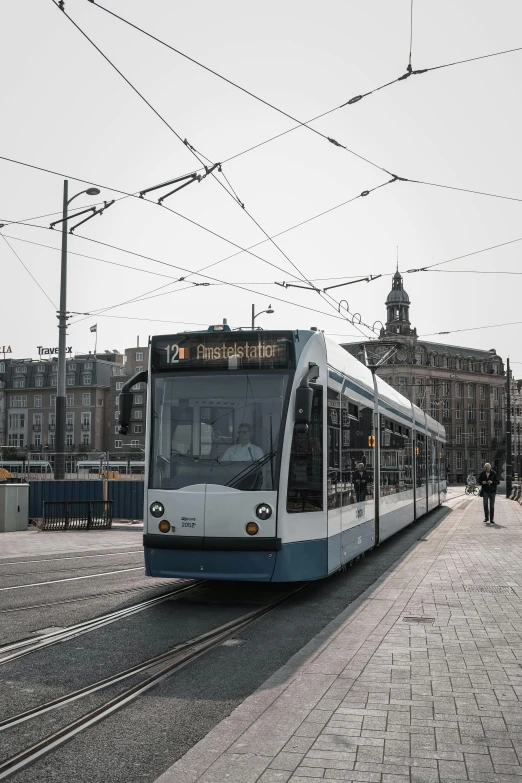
0 580 200 665
0 585 306 779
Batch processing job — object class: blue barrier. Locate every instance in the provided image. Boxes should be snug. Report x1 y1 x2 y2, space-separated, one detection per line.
29 481 143 520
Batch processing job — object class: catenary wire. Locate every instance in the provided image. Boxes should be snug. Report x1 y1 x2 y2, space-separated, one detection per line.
53 1 379 337
408 0 414 72
0 234 56 309
405 235 522 272
85 0 392 176
421 319 522 337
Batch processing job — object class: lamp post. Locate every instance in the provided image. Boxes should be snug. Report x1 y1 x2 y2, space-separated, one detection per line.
55 180 100 480
251 304 274 329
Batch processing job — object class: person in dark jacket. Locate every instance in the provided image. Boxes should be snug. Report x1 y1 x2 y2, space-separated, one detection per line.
478 463 499 524
352 462 371 503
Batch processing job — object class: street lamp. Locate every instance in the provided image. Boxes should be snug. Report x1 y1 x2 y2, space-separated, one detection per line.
251 303 274 329
55 180 100 480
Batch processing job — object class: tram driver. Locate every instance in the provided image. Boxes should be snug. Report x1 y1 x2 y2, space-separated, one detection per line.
220 423 264 462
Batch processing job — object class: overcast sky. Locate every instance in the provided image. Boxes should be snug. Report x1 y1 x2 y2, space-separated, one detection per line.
2 0 522 371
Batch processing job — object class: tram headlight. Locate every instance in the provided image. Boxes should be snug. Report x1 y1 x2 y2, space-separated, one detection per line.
255 503 272 520
150 501 164 518
246 522 259 535
158 520 171 533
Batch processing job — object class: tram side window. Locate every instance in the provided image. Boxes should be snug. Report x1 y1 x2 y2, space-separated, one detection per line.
327 388 341 509
341 398 374 506
439 443 446 481
287 386 323 513
380 417 413 495
416 434 426 487
428 437 438 485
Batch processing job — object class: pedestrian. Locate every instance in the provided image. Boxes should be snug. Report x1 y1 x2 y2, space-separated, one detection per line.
352 462 371 503
478 462 499 525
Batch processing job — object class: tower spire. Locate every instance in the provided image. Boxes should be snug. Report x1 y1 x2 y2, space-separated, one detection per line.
396 246 399 273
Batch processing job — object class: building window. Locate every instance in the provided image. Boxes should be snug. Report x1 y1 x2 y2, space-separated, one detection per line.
493 387 499 402
470 362 475 372
9 413 26 429
81 433 89 445
35 376 44 387
495 428 501 441
114 440 122 449
479 385 484 399
82 393 91 406
134 383 142 391
66 413 74 428
469 428 475 446
134 410 143 419
397 377 407 394
480 428 486 446
135 366 143 373
134 425 142 433
455 383 461 397
467 384 474 398
134 395 144 405
50 394 56 407
136 352 143 362
481 452 488 465
131 439 140 447
115 412 119 420
68 363 76 371
494 405 500 420
456 426 462 444
49 413 56 427
443 401 450 419
13 378 26 389
468 404 474 421
83 375 92 385
116 382 124 391
15 365 27 374
82 412 91 428
33 434 41 447
50 434 55 447
455 403 461 419
10 396 27 408
51 376 58 386
33 413 42 427
85 362 93 370
66 394 74 407
34 395 42 408
479 405 485 421
67 377 75 386
456 452 463 469
0 363 4 374
66 433 74 447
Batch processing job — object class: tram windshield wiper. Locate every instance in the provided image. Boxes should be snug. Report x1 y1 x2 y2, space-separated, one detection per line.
225 451 277 489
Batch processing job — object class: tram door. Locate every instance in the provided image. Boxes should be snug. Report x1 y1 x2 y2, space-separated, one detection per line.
327 388 342 574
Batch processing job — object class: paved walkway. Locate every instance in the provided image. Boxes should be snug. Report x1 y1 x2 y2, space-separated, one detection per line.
0 527 142 559
156 494 522 783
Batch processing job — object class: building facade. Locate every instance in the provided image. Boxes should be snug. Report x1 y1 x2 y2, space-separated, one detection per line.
108 346 149 455
0 355 126 453
342 270 507 482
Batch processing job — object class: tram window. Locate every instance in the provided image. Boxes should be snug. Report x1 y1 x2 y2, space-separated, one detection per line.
151 374 289 491
416 434 426 487
428 437 438 485
287 386 323 513
340 396 374 506
327 388 341 509
379 415 412 495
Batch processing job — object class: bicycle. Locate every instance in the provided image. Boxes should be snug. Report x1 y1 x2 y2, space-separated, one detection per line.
465 484 480 496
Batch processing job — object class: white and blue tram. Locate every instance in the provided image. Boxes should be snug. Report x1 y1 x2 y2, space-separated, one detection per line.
118 327 446 582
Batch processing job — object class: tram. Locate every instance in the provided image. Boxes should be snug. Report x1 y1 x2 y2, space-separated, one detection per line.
118 327 446 582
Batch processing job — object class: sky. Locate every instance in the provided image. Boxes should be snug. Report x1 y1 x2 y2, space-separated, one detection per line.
1 0 522 371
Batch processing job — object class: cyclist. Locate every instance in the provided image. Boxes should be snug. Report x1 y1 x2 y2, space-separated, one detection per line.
466 471 477 494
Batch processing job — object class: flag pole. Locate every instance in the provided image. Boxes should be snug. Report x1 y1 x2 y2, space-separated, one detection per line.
94 326 98 357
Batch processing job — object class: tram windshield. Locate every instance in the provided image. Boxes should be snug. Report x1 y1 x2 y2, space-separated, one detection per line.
150 373 290 490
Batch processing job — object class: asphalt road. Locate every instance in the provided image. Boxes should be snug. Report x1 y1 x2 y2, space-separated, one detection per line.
1 495 462 783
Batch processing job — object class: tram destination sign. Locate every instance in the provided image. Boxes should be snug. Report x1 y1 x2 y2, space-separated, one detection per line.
152 331 295 371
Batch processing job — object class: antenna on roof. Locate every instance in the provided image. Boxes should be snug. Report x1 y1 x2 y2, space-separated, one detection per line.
396 246 399 273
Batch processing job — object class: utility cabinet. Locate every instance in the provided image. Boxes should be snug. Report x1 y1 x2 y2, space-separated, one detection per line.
0 484 29 532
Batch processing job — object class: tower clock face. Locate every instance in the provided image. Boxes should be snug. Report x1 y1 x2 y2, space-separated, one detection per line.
397 349 407 362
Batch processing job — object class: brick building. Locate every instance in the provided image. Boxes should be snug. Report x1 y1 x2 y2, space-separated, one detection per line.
0 353 125 452
342 269 507 482
108 345 149 455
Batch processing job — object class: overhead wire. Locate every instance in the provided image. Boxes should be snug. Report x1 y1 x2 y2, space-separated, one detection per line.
0 233 57 309
421 319 522 337
87 0 522 161
51 1 381 337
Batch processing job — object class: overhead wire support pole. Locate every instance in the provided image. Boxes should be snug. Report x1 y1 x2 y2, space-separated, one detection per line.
55 179 69 481
139 173 201 199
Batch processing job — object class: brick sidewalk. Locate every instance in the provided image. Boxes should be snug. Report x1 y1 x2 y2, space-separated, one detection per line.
156 495 522 783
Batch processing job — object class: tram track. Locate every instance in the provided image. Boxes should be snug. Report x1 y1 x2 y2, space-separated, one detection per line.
0 584 306 781
0 580 200 666
0 580 180 614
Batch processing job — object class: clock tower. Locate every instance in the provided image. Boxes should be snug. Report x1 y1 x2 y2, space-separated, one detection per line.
383 267 415 338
